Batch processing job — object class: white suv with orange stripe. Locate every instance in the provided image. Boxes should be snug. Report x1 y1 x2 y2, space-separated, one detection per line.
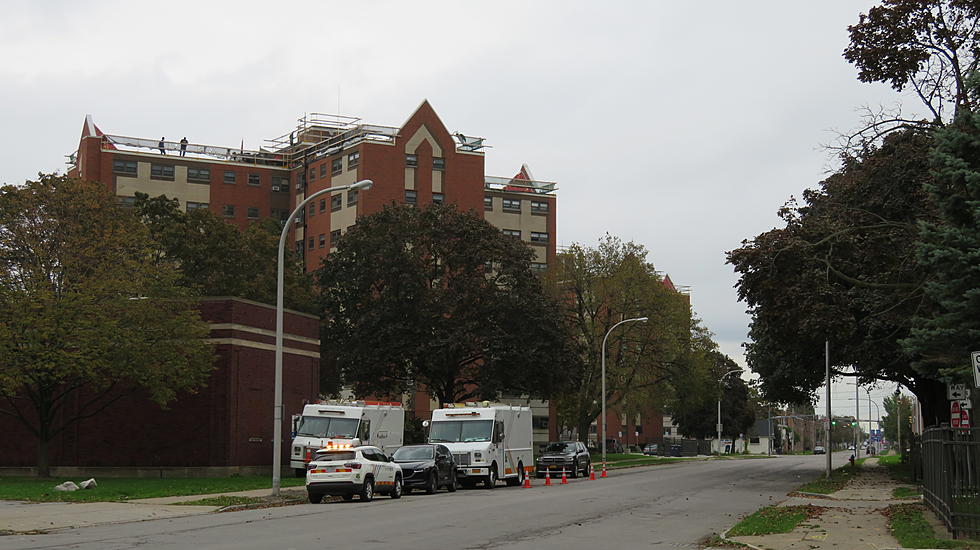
306 446 403 503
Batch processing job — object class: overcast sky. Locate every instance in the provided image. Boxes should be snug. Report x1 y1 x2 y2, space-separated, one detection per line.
0 1 921 413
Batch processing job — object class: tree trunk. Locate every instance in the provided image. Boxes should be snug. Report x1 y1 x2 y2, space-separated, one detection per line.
916 378 952 429
37 436 51 478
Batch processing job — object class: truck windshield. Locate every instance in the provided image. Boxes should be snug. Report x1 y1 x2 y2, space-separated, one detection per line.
429 420 493 443
296 416 359 438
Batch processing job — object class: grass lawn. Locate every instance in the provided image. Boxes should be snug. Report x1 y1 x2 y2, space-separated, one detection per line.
878 454 914 483
0 476 306 503
797 463 861 494
886 503 980 548
893 486 922 499
727 505 822 536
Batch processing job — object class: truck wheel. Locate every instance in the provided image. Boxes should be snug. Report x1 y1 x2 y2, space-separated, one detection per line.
505 463 524 486
485 465 497 489
447 472 458 492
390 476 402 499
570 463 578 478
360 479 374 502
308 493 323 504
425 472 438 494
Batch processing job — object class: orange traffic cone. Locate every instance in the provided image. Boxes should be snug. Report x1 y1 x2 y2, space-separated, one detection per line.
545 470 552 486
523 472 532 488
589 464 596 480
561 468 568 484
600 462 608 478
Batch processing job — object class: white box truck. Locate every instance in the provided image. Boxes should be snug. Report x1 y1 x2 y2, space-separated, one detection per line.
427 403 532 488
290 401 404 476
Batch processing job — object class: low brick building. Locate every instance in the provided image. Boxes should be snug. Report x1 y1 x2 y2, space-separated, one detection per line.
0 297 319 474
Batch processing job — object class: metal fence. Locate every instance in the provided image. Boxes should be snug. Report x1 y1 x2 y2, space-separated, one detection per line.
917 427 980 538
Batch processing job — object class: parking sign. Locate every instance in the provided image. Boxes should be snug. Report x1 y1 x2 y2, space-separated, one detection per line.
973 351 980 388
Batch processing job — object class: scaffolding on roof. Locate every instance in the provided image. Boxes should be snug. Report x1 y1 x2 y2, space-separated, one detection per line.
484 175 557 195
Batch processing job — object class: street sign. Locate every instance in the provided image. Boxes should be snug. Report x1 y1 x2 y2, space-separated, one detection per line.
959 399 973 410
948 383 969 400
973 351 980 388
952 401 962 428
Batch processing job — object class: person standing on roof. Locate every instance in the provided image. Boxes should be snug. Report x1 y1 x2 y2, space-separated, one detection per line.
159 137 166 155
179 137 188 157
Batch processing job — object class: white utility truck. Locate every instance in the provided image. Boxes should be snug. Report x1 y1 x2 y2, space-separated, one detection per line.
290 401 404 477
427 403 532 488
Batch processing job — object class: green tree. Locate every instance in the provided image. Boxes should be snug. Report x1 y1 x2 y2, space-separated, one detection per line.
0 175 214 476
882 393 915 444
903 86 980 376
317 203 575 406
134 193 315 312
547 235 695 443
727 129 951 424
669 351 755 441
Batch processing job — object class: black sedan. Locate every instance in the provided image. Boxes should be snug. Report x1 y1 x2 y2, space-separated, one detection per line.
536 441 591 478
392 444 457 494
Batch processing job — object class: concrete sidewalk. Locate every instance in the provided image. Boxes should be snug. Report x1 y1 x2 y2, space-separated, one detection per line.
719 457 921 550
0 487 304 533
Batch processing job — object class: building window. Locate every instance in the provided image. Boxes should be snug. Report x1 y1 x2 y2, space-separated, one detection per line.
750 437 760 444
502 198 521 212
484 196 493 211
502 229 521 238
319 199 326 213
432 157 445 171
117 196 137 208
405 190 417 205
532 416 549 430
247 207 260 219
331 194 342 212
347 189 358 207
531 201 549 214
330 229 341 247
531 262 547 272
222 204 235 218
664 429 671 437
432 193 444 204
320 164 327 178
309 167 316 181
309 203 316 217
530 231 549 243
272 175 288 192
271 208 288 223
347 151 360 168
405 154 418 168
308 237 315 249
318 234 326 248
186 201 209 212
295 240 303 254
223 170 237 184
150 164 174 180
187 167 211 183
112 159 137 175
248 173 260 186
331 158 342 175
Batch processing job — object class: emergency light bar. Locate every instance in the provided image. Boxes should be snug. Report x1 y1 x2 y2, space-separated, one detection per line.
446 411 481 416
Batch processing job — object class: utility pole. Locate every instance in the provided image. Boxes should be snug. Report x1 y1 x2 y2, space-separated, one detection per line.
895 386 902 459
855 375 860 459
825 341 832 479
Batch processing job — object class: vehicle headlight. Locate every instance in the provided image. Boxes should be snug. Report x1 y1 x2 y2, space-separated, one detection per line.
473 452 483 462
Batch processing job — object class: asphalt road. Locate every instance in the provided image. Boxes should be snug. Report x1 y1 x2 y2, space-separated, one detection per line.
0 453 846 550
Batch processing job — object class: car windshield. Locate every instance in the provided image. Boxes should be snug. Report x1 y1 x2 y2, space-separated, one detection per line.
544 442 573 453
393 446 434 461
428 420 493 443
296 416 360 438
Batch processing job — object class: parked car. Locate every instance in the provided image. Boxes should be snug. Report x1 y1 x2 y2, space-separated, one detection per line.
813 445 826 455
306 446 402 503
392 444 457 494
642 443 659 456
536 441 591 478
848 444 855 451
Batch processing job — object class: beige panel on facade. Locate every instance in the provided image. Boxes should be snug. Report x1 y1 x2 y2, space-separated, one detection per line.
432 170 442 193
329 168 358 232
404 125 443 156
115 162 210 209
404 168 415 190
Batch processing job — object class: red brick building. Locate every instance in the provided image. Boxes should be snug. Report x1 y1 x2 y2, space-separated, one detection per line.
0 298 319 472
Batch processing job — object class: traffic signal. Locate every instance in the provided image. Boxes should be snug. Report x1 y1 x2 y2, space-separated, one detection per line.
831 420 837 426
851 421 858 427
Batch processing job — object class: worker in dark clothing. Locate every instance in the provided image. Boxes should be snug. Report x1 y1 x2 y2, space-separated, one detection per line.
179 137 188 157
159 137 166 155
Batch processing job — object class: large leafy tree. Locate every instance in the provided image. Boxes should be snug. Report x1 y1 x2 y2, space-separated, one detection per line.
317 203 575 406
728 129 951 424
904 89 980 377
134 193 315 312
882 393 915 444
0 175 214 476
546 235 695 442
669 350 755 442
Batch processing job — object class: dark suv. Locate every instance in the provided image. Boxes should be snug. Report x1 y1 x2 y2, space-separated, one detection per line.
536 441 591 478
392 444 457 494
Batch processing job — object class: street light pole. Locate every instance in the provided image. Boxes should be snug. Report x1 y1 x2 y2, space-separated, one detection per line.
717 368 742 454
272 178 373 497
601 317 647 474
